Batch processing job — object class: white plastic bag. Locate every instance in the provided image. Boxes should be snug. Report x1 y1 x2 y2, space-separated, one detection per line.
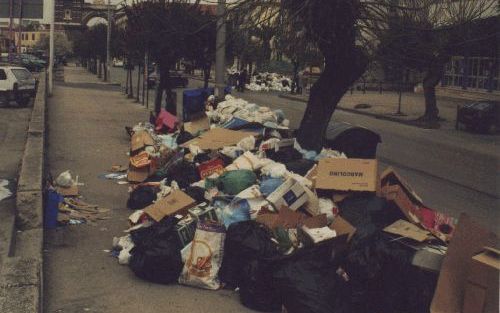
178 223 226 290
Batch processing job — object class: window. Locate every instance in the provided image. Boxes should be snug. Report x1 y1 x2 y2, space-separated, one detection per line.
12 69 33 81
64 9 72 20
0 69 7 80
32 33 35 40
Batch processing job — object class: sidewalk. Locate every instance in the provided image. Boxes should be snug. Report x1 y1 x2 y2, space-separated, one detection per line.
280 91 471 130
44 65 252 313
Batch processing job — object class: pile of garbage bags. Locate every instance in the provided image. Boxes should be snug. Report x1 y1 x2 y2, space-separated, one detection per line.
111 95 464 313
246 72 292 93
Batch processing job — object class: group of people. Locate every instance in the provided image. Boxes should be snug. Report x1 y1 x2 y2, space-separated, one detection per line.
228 69 248 92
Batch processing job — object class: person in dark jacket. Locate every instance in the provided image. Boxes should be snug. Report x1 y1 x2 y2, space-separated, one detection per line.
238 69 248 92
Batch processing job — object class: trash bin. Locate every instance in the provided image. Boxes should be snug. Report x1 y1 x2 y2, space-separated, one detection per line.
182 89 205 121
324 122 381 159
183 87 231 121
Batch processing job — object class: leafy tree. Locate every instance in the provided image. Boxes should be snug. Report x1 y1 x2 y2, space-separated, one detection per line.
34 32 72 56
125 0 218 114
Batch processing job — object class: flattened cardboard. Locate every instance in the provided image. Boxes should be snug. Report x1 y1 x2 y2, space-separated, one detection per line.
127 165 151 183
381 167 424 204
130 131 155 152
315 159 378 192
383 219 430 242
430 214 497 313
184 116 210 134
473 247 500 270
143 190 196 222
56 184 79 197
256 213 279 229
181 128 257 150
330 216 356 242
303 214 328 229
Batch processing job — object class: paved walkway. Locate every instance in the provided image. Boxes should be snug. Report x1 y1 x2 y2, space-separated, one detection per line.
44 65 252 313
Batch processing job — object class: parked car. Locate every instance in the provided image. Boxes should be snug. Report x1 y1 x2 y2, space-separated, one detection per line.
456 101 500 133
0 65 37 106
147 71 188 89
0 53 45 72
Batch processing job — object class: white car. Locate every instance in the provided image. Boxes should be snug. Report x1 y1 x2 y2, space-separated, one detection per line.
0 66 37 106
112 58 124 67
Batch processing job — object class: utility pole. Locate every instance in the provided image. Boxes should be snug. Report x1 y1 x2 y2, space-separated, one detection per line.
8 0 13 61
214 0 226 98
106 0 111 82
17 0 22 53
48 0 55 95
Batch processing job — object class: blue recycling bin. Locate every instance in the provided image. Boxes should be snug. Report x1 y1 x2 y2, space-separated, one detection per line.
45 189 63 229
182 87 232 121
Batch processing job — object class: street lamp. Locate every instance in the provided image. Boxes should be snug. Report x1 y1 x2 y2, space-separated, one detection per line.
106 0 111 82
48 0 55 95
215 0 226 98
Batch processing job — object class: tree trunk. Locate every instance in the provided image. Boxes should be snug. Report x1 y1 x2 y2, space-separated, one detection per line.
203 62 211 89
125 67 130 95
136 64 141 102
98 60 102 78
103 60 107 82
297 49 368 151
155 62 173 115
422 65 444 121
128 67 134 98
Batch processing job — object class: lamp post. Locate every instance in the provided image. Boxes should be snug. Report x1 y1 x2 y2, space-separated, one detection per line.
106 0 111 82
48 0 55 95
214 0 226 98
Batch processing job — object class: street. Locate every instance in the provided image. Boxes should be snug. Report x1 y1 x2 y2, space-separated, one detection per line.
110 66 499 230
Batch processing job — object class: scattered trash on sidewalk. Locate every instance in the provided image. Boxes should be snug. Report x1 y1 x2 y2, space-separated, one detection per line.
44 171 110 228
0 179 13 202
96 94 496 313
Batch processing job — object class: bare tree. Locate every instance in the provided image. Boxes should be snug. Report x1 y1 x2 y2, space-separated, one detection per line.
364 0 497 122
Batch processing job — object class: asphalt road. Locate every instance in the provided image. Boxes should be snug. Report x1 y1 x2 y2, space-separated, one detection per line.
0 101 32 263
110 67 499 231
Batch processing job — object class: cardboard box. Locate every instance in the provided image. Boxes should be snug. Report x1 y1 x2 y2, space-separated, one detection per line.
198 158 225 179
144 190 196 222
181 128 257 150
266 177 309 211
462 247 499 313
184 116 210 134
315 159 378 192
431 214 497 313
127 164 154 183
130 131 155 152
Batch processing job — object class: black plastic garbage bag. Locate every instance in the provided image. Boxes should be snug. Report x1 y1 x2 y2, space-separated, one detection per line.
184 186 206 203
273 242 350 313
176 130 195 145
165 160 200 189
339 195 437 313
219 221 279 286
219 221 281 312
126 185 158 210
129 216 183 284
239 260 281 312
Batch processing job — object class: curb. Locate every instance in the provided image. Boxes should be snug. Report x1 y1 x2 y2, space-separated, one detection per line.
0 71 46 313
278 93 423 128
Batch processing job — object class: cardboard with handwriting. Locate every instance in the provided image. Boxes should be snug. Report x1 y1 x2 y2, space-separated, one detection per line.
315 159 378 192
